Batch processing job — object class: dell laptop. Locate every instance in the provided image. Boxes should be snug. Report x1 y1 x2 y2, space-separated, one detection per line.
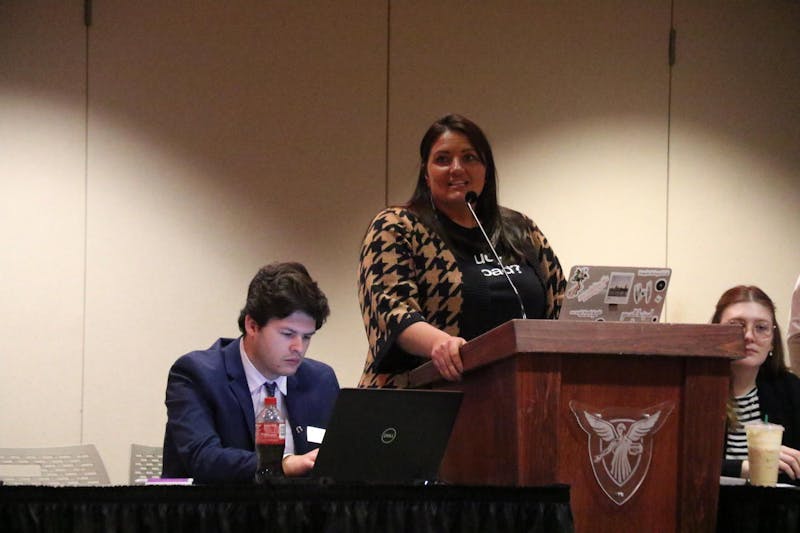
312 388 463 484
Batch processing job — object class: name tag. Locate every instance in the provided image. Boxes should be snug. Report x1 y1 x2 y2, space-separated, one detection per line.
307 426 325 444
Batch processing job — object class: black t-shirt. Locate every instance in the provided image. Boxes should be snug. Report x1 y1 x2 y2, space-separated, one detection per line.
440 215 546 341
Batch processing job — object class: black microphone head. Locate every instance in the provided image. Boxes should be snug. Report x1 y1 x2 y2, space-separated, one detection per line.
465 191 478 204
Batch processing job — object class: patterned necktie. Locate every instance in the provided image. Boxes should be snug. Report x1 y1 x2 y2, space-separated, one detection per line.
264 381 277 397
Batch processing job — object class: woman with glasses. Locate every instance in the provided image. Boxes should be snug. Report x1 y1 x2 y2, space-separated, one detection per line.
714 285 800 482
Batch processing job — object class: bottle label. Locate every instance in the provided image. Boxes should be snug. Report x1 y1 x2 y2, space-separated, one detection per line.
256 421 286 445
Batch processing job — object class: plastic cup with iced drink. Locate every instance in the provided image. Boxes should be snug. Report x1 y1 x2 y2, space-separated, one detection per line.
745 421 784 486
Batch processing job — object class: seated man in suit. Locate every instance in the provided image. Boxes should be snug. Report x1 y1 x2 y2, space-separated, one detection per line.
162 262 339 483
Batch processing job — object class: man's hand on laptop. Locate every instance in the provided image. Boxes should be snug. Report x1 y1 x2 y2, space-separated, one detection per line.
282 449 319 477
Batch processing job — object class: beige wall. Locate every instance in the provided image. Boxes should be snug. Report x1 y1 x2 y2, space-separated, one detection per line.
1 1 798 484
1 2 87 446
668 3 800 324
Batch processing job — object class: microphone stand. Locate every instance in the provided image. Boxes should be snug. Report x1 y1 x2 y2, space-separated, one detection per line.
463 193 527 320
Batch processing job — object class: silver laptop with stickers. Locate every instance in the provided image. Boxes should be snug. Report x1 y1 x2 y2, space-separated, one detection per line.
559 265 672 322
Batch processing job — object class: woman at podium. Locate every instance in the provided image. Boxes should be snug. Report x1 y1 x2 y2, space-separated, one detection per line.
716 285 800 482
357 114 565 388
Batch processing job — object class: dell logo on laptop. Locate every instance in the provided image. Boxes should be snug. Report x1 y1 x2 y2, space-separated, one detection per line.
381 428 397 444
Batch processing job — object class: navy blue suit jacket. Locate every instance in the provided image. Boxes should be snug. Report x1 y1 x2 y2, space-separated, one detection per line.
162 337 339 483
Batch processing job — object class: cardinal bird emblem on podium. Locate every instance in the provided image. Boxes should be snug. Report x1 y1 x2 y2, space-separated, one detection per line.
570 401 674 506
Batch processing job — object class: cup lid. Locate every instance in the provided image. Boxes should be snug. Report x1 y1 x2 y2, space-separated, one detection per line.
744 420 784 430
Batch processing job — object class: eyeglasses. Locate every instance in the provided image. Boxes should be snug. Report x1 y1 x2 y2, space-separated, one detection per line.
725 320 775 339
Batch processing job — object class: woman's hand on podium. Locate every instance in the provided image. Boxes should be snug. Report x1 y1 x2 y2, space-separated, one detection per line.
397 322 466 381
430 335 466 382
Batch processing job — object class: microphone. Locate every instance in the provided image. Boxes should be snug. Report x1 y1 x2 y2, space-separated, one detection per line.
464 192 527 319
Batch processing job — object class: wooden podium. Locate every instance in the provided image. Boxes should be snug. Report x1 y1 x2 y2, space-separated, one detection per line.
409 320 743 533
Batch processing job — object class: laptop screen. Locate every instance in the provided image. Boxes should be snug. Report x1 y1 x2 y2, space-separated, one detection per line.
312 388 463 484
559 265 672 322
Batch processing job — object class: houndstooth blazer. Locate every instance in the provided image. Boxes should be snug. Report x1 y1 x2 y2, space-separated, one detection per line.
357 206 565 388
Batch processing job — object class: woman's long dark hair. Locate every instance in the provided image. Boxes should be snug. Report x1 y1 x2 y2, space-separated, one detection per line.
711 285 786 378
406 114 535 264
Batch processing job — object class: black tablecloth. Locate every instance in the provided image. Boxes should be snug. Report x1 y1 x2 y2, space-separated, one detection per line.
718 484 800 532
0 482 573 533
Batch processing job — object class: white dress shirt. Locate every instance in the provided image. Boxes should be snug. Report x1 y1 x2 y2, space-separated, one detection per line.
240 339 295 457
